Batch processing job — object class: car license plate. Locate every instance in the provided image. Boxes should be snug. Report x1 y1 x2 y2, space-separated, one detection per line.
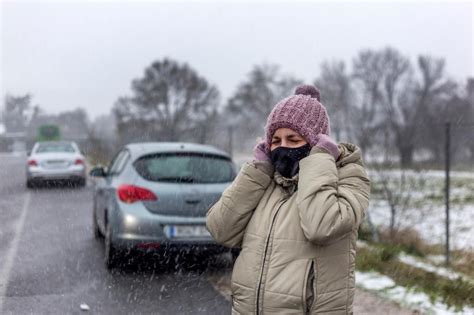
45 160 68 169
164 225 211 239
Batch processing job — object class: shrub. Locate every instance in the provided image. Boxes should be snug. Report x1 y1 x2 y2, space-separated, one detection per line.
379 227 428 257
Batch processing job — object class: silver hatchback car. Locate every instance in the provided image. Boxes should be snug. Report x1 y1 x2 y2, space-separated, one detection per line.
26 141 87 188
90 142 236 268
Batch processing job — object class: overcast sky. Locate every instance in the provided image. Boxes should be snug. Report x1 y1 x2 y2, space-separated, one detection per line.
1 0 472 119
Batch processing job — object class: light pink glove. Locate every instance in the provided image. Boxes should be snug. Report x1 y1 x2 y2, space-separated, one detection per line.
253 141 270 162
315 134 340 160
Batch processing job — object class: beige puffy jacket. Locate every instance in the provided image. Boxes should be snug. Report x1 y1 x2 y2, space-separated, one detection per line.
207 143 370 314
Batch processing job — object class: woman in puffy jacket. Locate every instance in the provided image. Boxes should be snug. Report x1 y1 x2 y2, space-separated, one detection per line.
207 85 370 314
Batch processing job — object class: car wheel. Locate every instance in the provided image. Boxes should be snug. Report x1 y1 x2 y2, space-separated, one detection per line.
104 223 121 269
26 179 34 189
92 207 103 239
77 178 86 188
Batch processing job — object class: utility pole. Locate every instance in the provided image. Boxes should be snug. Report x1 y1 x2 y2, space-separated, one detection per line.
445 122 451 266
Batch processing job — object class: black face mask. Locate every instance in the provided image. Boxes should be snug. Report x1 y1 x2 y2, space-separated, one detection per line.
270 144 311 178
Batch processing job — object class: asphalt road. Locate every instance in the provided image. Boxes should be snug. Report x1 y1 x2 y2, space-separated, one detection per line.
0 154 230 315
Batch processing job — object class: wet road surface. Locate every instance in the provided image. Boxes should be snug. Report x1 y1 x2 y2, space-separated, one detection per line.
0 154 230 314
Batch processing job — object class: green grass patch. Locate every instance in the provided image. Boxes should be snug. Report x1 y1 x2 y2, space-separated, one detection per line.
447 250 474 280
451 178 473 188
356 245 474 311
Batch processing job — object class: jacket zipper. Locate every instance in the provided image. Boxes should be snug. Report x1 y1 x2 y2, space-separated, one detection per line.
255 198 287 315
303 259 315 314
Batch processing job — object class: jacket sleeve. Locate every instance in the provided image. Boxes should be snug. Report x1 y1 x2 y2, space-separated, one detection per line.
296 149 370 245
206 161 274 248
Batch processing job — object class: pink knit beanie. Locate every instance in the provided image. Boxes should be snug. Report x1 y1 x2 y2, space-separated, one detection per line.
264 85 330 152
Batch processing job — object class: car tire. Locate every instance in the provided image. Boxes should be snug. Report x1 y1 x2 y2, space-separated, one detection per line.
92 207 103 239
26 179 34 189
104 223 121 270
77 178 86 188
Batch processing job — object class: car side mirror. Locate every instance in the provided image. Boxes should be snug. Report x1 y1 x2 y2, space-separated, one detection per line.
89 166 107 177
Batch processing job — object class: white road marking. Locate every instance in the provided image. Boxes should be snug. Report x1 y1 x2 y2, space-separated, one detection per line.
0 192 31 312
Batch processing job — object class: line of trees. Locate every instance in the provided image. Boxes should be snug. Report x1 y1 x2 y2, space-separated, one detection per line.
114 47 473 168
3 46 471 167
0 94 90 151
316 48 473 167
113 59 220 145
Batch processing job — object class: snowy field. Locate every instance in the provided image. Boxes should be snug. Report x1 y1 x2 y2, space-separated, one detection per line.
368 169 474 252
356 270 474 315
233 154 474 252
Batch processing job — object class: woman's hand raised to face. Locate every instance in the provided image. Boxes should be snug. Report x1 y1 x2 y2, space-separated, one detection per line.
315 134 340 160
253 140 270 162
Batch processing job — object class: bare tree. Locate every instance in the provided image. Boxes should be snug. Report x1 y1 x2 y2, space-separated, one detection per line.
351 49 391 158
397 56 456 166
85 113 118 164
352 48 455 168
422 78 474 165
228 64 301 124
3 94 31 133
226 64 302 152
373 166 430 239
314 61 354 142
422 92 470 164
114 58 220 145
57 108 89 140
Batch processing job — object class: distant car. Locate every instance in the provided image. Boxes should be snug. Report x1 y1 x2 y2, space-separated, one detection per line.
26 141 87 188
90 142 236 269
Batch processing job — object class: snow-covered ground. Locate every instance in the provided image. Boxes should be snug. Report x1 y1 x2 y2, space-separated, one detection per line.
370 200 474 251
357 240 474 284
356 241 474 314
356 271 474 315
367 170 474 251
398 253 474 285
370 169 474 180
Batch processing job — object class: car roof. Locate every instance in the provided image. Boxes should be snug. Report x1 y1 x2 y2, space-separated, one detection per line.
35 141 76 146
123 142 231 160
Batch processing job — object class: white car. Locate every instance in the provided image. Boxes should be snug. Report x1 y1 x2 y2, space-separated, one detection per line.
26 141 86 188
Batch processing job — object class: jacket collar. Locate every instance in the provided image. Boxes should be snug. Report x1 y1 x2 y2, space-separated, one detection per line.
274 171 299 188
272 142 363 189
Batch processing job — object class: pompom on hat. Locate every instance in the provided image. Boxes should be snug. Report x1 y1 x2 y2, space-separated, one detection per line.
264 84 330 152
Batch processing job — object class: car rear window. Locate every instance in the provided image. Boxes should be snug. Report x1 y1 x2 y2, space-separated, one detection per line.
133 153 235 183
36 143 76 153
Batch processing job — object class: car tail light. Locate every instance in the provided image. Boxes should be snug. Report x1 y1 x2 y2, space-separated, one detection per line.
75 159 84 165
28 160 38 167
117 184 158 204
